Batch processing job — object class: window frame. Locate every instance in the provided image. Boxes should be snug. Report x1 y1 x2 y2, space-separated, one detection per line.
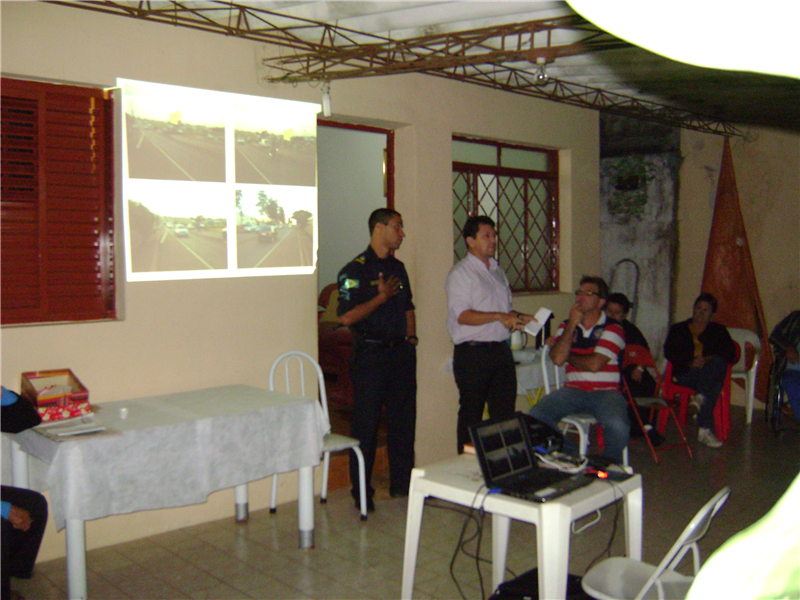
1 77 116 326
452 135 559 293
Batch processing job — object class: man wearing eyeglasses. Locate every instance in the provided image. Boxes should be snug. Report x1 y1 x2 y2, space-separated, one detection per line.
529 275 630 463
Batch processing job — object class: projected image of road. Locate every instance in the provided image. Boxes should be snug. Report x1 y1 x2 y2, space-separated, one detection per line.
126 119 225 182
129 218 228 272
127 181 228 273
236 186 315 269
235 132 316 187
120 78 319 281
233 95 317 187
123 80 226 182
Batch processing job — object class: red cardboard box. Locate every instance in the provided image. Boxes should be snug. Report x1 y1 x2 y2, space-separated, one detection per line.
21 369 91 422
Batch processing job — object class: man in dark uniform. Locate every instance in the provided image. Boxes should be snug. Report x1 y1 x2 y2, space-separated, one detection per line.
337 208 417 511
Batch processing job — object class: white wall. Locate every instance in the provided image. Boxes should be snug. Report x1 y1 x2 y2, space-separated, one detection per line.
317 126 386 293
674 129 800 325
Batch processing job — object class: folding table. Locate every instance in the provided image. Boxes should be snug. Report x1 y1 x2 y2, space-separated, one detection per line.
401 454 642 600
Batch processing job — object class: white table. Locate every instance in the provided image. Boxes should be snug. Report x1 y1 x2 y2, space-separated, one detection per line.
401 455 642 600
9 385 328 600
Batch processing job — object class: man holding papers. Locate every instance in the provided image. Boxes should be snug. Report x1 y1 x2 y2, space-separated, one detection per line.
446 215 536 454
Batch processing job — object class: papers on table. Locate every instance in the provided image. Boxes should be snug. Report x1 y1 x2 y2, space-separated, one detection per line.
34 414 110 441
524 307 553 337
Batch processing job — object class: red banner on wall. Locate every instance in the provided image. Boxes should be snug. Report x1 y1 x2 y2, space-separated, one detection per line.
701 138 771 400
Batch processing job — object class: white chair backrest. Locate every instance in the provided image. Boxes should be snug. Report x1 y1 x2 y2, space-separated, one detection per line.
728 327 761 375
634 486 730 600
269 350 330 423
541 345 561 394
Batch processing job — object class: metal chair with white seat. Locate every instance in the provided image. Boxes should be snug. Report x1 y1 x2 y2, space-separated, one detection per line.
268 350 368 520
727 327 762 425
581 486 730 600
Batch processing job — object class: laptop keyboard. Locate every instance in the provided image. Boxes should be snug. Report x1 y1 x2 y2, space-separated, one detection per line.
504 473 593 503
501 467 567 492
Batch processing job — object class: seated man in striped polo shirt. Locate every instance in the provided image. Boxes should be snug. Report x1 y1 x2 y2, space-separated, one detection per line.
529 276 630 463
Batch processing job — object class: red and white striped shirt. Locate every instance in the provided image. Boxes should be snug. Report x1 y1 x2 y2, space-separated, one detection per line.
557 313 625 392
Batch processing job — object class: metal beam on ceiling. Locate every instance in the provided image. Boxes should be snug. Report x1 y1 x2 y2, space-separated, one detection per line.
49 0 742 136
263 16 631 80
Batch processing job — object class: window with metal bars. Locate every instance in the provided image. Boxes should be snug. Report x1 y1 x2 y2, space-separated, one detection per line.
1 78 115 325
452 136 559 293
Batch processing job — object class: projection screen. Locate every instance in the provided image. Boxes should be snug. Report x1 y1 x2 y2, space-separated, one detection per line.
120 78 319 281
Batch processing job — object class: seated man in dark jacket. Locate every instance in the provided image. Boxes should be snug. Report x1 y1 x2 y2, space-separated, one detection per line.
606 293 656 398
769 309 800 418
2 386 49 600
606 293 662 444
664 293 736 448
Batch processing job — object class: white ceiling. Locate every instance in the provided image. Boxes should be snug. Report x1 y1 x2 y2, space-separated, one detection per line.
53 1 800 134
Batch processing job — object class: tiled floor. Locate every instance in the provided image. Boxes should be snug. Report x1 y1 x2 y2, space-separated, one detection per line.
13 405 800 600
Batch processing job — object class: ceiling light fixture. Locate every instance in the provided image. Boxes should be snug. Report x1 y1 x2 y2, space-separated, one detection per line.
322 81 331 117
535 56 550 85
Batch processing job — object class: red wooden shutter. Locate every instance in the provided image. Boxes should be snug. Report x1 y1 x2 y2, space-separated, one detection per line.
1 78 115 325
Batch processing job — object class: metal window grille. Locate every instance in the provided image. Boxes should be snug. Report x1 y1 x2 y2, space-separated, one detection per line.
452 140 558 292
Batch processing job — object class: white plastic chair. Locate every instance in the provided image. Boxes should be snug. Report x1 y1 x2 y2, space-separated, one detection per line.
728 328 762 425
268 351 368 520
541 346 628 466
581 486 730 600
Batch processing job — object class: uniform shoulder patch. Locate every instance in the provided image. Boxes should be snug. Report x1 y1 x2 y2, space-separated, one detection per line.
341 278 359 290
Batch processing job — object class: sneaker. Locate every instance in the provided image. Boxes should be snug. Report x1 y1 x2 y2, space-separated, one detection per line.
698 427 722 448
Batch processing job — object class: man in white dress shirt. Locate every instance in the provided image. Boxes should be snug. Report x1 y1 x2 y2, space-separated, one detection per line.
446 215 534 453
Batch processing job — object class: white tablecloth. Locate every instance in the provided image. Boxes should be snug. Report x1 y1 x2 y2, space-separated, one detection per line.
12 385 328 530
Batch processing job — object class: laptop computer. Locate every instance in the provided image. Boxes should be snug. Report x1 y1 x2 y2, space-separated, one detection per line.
469 412 594 503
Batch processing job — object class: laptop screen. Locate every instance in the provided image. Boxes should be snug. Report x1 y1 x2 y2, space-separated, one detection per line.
471 415 536 483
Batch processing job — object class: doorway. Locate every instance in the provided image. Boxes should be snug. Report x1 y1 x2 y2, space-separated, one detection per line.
316 121 392 436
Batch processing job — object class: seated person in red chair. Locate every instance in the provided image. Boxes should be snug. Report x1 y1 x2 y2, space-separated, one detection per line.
664 293 736 448
770 309 800 418
606 293 656 398
605 293 662 445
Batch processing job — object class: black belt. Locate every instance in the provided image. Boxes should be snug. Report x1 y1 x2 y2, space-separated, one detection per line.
360 337 408 348
457 341 507 347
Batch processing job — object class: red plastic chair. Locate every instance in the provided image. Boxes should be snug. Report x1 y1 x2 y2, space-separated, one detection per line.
661 360 733 442
622 345 693 464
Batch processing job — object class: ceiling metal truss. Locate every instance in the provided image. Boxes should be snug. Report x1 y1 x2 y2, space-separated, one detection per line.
262 16 630 81
426 66 742 136
49 1 742 136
